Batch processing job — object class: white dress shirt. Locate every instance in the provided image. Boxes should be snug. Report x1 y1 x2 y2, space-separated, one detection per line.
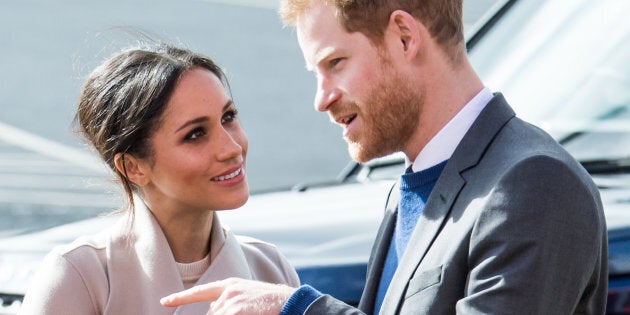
408 87 494 172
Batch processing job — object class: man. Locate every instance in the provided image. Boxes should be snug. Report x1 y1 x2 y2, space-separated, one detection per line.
161 0 608 313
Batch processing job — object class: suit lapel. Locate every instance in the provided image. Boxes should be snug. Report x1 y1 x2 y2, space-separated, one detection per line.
379 94 516 313
379 163 466 313
359 182 399 313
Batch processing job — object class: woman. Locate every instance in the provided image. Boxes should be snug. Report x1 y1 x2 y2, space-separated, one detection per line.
19 45 299 314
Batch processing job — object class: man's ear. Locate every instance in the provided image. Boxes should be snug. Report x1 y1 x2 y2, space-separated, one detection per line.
387 10 423 60
114 153 150 187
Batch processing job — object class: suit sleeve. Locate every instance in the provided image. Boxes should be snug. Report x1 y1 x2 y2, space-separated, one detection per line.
458 156 607 314
18 248 100 315
304 294 367 315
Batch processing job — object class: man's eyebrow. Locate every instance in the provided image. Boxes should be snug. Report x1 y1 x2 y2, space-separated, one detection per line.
306 47 335 72
175 100 234 132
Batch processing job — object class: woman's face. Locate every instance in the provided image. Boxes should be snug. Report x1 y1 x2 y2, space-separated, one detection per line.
139 67 249 212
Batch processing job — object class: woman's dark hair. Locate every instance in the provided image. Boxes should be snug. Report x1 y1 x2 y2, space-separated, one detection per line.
74 44 229 212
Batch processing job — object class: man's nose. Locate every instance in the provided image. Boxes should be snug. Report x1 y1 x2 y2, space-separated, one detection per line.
314 76 341 112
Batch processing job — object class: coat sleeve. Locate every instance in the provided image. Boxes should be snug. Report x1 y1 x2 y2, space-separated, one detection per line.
305 295 367 315
19 247 101 315
272 244 301 288
238 236 301 287
458 156 607 314
271 246 300 288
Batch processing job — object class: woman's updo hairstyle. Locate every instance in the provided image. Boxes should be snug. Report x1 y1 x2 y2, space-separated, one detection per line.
75 44 229 211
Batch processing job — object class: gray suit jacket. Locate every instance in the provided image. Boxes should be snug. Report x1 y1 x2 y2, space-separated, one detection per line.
306 94 608 314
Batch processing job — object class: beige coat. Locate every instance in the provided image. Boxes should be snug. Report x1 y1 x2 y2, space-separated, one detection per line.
19 202 300 315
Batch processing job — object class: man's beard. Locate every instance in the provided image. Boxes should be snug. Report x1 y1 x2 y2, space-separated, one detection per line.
345 71 421 163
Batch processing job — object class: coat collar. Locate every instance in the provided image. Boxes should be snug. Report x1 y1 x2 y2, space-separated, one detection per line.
378 94 516 313
175 222 254 314
104 199 253 315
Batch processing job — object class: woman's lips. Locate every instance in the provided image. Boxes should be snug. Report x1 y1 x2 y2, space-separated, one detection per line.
211 167 243 182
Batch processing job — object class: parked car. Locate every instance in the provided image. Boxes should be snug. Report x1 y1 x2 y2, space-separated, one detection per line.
1 0 629 314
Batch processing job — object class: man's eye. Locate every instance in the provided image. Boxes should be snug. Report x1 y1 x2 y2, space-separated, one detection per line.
330 58 344 68
184 127 206 141
221 109 239 124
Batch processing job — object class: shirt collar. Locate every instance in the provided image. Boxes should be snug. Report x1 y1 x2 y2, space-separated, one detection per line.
407 87 494 172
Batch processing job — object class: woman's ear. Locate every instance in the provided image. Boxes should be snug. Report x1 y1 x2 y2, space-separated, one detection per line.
114 153 150 186
387 10 423 61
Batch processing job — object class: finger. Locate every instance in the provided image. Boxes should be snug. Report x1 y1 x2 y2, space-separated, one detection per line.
206 302 216 315
160 281 226 307
208 296 231 315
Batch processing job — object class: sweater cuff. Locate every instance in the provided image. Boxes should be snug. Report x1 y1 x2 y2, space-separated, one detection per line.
279 285 322 315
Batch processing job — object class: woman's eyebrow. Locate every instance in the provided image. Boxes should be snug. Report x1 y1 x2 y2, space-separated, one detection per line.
176 116 209 133
175 100 234 133
223 100 234 111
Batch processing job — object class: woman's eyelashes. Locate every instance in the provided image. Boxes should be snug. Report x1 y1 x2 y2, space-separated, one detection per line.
182 109 239 142
221 109 239 124
184 126 206 142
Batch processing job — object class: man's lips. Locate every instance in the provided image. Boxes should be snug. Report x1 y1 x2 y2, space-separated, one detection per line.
335 114 357 127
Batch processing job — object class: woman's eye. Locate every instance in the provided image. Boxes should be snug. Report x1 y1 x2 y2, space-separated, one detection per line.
221 109 239 124
184 127 206 141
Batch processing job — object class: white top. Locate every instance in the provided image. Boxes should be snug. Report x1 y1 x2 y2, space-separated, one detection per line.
177 253 211 289
409 87 494 172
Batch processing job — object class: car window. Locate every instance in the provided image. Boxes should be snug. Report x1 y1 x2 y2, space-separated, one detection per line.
469 0 630 162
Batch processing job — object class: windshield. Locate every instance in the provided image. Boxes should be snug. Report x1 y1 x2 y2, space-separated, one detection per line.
469 0 630 163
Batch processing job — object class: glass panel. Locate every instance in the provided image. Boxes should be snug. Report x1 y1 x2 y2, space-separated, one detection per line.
470 0 630 161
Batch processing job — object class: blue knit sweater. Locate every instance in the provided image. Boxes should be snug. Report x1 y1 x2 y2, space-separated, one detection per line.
280 160 447 315
373 160 447 314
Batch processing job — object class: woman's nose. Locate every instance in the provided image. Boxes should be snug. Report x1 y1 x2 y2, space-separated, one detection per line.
216 129 244 162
